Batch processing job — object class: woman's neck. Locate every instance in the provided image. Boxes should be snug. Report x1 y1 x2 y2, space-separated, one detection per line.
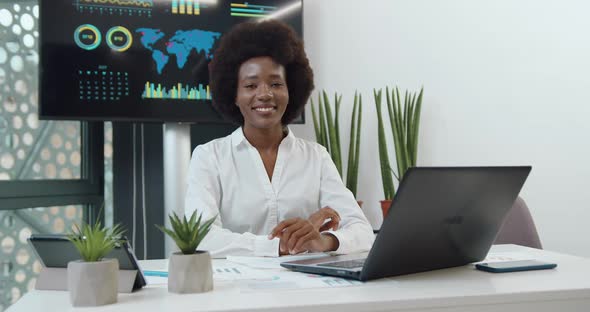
242 124 286 150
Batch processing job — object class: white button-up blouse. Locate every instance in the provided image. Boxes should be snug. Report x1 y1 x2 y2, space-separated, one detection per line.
184 127 375 258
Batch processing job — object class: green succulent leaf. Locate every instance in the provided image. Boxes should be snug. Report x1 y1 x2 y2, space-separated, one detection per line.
67 209 125 262
156 211 217 255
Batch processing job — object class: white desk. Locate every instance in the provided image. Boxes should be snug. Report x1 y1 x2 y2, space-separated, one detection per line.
8 245 590 312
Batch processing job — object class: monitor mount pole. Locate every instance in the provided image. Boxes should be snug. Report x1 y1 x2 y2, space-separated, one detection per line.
163 122 191 255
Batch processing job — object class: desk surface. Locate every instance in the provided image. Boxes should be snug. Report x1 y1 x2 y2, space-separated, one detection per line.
8 245 590 312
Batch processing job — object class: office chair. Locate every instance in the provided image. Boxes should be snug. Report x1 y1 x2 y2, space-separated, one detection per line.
495 197 543 249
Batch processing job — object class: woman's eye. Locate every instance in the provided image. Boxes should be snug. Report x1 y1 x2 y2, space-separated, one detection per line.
271 83 284 88
244 84 256 89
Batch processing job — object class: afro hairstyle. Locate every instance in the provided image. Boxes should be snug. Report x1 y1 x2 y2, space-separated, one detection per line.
208 20 314 125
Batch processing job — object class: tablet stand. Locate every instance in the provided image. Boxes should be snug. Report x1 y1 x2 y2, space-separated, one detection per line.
35 267 140 293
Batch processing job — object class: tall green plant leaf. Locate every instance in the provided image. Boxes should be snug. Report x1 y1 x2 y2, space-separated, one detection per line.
402 89 411 170
311 91 364 197
346 92 358 195
323 90 342 175
383 85 425 184
310 98 322 146
402 89 411 171
407 92 416 164
386 87 403 180
335 93 342 158
375 89 394 200
318 93 329 153
410 88 424 166
352 94 362 197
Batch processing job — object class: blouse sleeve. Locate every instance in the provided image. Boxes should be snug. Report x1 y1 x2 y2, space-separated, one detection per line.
317 147 375 254
184 145 280 258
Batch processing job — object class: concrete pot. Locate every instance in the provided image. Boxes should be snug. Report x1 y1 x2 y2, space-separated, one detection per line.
67 258 118 307
168 251 213 294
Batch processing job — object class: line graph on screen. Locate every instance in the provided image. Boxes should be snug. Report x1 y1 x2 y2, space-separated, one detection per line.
74 0 153 17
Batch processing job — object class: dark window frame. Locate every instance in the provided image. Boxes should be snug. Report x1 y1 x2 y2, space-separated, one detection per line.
0 121 105 221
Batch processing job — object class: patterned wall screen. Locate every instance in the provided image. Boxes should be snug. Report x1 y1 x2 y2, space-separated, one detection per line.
0 2 114 310
0 206 84 310
0 2 84 181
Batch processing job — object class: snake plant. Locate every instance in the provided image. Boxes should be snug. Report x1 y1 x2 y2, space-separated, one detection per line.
375 86 424 200
311 91 363 197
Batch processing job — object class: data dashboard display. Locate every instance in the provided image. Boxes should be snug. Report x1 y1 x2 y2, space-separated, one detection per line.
40 0 303 122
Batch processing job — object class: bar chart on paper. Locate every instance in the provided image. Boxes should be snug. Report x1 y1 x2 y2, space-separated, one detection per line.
238 271 363 292
213 264 275 281
142 260 363 289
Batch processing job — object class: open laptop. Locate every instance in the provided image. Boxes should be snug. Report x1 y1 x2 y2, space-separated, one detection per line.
281 166 531 281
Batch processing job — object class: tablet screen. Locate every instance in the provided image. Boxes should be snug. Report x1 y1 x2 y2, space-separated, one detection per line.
28 235 134 270
28 234 146 289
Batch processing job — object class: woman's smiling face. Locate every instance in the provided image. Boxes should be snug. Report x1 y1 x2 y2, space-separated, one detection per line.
235 56 289 130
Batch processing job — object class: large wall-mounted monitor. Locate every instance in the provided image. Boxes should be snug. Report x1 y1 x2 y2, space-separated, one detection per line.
39 0 303 122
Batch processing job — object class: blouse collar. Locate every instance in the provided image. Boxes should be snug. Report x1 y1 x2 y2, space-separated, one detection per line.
231 126 295 148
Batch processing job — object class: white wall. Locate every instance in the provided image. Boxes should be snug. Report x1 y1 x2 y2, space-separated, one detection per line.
292 0 590 257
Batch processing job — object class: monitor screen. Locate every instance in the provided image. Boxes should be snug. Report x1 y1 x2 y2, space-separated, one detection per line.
39 0 303 122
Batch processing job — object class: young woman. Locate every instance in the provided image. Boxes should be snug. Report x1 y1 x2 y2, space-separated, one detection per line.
185 20 374 258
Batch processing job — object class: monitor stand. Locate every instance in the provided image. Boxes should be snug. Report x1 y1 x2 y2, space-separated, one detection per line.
163 123 191 256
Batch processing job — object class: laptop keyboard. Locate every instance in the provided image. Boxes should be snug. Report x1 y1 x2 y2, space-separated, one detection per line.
319 259 366 269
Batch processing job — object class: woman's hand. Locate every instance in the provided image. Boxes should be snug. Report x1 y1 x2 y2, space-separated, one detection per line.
308 206 341 232
269 218 340 255
305 233 339 253
269 218 320 255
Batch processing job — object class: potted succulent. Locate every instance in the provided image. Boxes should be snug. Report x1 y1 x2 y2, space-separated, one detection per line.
375 86 424 216
66 219 124 307
156 211 216 294
311 90 363 205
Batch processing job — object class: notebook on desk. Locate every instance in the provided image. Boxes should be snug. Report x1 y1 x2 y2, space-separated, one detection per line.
281 166 532 281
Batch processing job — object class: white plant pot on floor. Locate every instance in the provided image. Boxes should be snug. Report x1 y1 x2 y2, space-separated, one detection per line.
168 251 213 293
67 258 119 307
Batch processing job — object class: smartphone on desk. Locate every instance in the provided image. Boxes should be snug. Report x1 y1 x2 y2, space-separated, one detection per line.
475 260 557 273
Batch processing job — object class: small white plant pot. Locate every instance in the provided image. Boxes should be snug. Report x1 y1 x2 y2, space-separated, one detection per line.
67 258 119 307
168 251 213 294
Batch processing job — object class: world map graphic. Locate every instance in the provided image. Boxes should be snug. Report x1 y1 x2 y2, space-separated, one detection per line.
136 28 221 74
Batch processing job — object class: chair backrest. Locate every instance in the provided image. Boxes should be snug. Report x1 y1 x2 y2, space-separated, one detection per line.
494 197 543 249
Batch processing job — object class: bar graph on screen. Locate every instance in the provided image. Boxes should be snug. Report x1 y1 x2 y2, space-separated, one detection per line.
171 0 201 15
142 82 211 100
230 2 277 18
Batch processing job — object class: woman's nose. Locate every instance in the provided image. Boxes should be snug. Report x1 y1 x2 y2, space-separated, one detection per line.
256 84 273 100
